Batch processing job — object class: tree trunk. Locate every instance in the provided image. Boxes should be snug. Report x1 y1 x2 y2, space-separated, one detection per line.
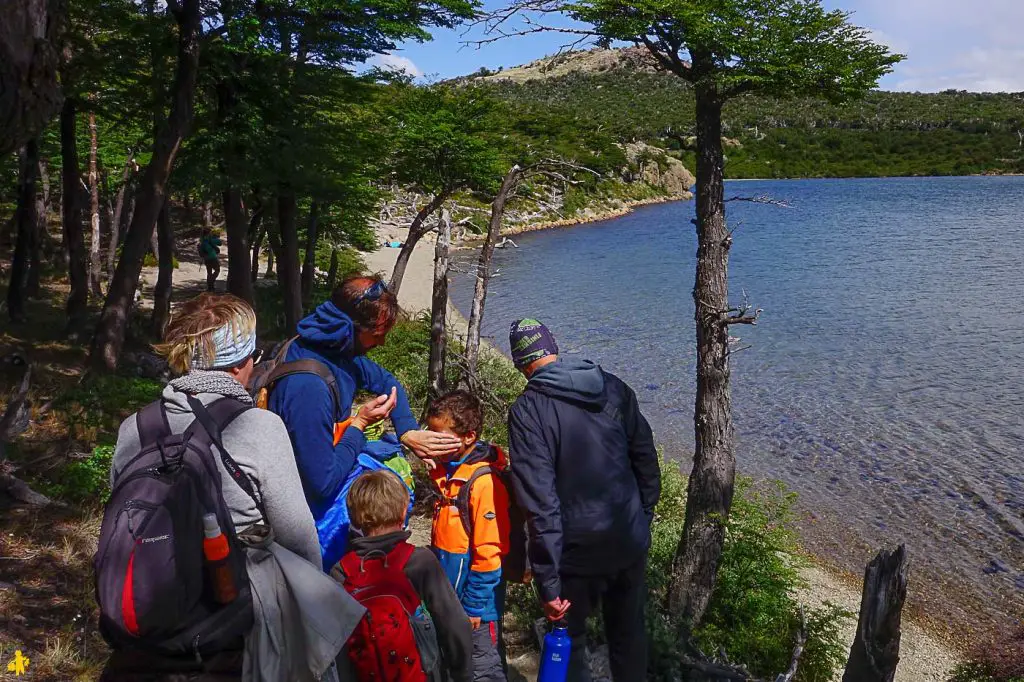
87 109 102 298
26 159 45 299
276 193 302 330
668 89 734 631
0 0 64 157
326 248 339 293
301 200 320 307
107 161 132 283
250 220 265 283
843 545 908 682
7 141 40 322
427 209 452 402
224 187 253 304
464 165 521 385
265 233 277 278
389 192 450 297
150 203 173 338
90 0 202 371
60 98 87 332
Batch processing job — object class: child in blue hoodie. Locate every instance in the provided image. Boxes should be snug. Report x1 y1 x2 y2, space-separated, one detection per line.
265 275 461 568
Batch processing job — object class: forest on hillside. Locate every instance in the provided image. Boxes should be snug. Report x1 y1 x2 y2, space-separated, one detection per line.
475 67 1024 177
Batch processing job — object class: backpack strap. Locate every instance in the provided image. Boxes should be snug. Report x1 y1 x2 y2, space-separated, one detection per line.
454 465 494 541
185 395 268 525
264 339 344 420
137 400 171 448
338 541 417 588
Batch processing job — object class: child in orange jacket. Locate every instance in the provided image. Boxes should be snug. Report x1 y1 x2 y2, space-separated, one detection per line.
425 390 511 682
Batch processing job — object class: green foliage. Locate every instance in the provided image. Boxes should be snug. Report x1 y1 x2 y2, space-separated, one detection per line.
55 374 164 441
646 463 851 682
50 445 116 505
142 252 180 268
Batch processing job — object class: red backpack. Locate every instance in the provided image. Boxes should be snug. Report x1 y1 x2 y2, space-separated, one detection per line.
338 542 436 682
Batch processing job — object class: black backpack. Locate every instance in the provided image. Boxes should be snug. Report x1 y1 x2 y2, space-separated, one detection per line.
94 396 264 659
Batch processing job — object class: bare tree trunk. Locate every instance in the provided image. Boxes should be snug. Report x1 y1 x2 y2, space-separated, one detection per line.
88 109 102 298
276 192 302 330
668 88 735 631
91 0 202 371
464 165 521 384
326 247 339 293
107 161 133 283
26 159 45 298
250 218 265 283
301 200 320 307
427 209 452 402
0 0 64 157
150 203 173 338
60 98 87 332
843 545 908 682
7 141 40 322
389 192 450 297
265 232 277 279
224 187 253 304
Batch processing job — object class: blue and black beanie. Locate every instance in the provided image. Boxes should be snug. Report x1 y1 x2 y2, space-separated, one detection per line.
509 318 559 369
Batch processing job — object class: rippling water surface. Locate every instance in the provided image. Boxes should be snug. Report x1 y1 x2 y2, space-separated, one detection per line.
450 176 1024 628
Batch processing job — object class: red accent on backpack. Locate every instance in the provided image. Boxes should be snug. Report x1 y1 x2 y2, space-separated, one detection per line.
339 542 426 682
122 548 139 636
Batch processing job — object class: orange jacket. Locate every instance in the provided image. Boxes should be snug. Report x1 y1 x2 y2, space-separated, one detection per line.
430 442 511 621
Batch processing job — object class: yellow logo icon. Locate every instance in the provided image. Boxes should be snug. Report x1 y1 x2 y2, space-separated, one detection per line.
6 650 29 676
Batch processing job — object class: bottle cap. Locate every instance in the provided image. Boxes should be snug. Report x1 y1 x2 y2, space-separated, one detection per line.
203 513 222 539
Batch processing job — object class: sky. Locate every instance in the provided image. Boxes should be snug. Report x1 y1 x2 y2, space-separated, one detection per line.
367 0 1024 93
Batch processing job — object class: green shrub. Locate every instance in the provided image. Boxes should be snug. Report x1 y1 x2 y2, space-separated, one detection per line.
51 445 116 504
646 463 851 682
56 374 164 441
142 252 180 268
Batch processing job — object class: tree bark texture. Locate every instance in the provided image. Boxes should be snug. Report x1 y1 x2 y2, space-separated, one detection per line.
107 160 133 284
60 98 87 331
7 141 40 322
88 109 103 297
224 187 253 304
427 209 452 402
668 89 735 631
301 201 320 307
276 192 303 331
464 165 521 385
90 0 201 371
0 0 65 156
389 192 450 297
150 203 173 338
843 545 908 682
27 157 47 297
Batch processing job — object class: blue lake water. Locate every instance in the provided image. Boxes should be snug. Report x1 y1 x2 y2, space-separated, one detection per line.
450 176 1024 628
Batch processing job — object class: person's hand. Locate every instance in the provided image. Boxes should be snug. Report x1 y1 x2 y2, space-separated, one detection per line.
521 569 533 585
400 429 462 460
543 598 571 622
352 387 397 430
468 616 482 630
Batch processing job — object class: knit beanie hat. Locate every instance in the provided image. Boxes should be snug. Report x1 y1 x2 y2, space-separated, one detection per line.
509 318 559 368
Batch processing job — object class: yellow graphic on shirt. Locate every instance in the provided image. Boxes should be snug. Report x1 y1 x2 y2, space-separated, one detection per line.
6 650 29 676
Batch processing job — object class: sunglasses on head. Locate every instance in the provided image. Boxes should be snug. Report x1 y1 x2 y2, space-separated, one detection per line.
353 280 387 306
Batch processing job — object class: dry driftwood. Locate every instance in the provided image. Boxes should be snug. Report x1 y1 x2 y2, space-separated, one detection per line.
843 545 908 682
0 354 57 506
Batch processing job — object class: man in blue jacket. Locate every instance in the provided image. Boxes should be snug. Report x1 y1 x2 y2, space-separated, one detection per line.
506 319 660 682
269 275 461 567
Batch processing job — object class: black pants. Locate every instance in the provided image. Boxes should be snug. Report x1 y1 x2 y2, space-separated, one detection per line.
205 258 220 292
561 557 647 682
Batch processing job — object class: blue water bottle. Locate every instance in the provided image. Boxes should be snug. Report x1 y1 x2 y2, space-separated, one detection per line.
539 619 572 682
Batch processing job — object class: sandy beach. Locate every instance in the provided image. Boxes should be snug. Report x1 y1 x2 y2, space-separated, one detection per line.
365 225 962 681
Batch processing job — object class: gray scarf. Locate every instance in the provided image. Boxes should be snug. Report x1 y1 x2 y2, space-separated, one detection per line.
169 370 254 405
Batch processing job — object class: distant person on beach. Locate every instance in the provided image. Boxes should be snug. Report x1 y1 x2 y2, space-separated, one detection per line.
260 274 462 568
506 318 661 682
199 230 223 292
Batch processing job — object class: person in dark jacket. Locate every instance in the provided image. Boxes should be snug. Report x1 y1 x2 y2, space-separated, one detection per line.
506 319 660 682
268 274 461 567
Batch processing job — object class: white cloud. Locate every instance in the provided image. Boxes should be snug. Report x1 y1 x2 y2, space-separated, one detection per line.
370 53 424 78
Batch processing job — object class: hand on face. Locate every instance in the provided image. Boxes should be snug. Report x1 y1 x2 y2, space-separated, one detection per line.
400 429 463 461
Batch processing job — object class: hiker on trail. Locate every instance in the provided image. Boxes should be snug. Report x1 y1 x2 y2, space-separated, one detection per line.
426 390 513 682
262 274 462 568
199 230 223 292
100 293 361 682
506 319 661 682
333 470 473 682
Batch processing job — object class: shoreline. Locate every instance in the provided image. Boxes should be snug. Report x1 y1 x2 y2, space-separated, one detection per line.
364 230 963 679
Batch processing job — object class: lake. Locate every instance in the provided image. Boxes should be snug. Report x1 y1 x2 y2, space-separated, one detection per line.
450 176 1024 631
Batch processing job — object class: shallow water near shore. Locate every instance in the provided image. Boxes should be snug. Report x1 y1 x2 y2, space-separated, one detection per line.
450 175 1024 634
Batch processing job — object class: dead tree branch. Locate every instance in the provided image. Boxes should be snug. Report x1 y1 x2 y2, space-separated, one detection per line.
725 194 792 208
776 608 808 682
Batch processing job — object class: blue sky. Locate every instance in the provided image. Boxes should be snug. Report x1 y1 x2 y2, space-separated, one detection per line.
368 0 1024 92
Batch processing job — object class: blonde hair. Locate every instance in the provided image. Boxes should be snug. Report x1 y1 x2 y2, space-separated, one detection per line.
347 470 408 533
154 293 256 375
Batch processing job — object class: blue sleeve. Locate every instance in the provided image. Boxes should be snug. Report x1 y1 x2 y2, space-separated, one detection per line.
507 399 562 603
270 373 365 505
353 356 418 436
462 568 501 618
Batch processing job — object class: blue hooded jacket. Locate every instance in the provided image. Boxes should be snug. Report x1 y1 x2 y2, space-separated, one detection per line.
269 301 419 526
